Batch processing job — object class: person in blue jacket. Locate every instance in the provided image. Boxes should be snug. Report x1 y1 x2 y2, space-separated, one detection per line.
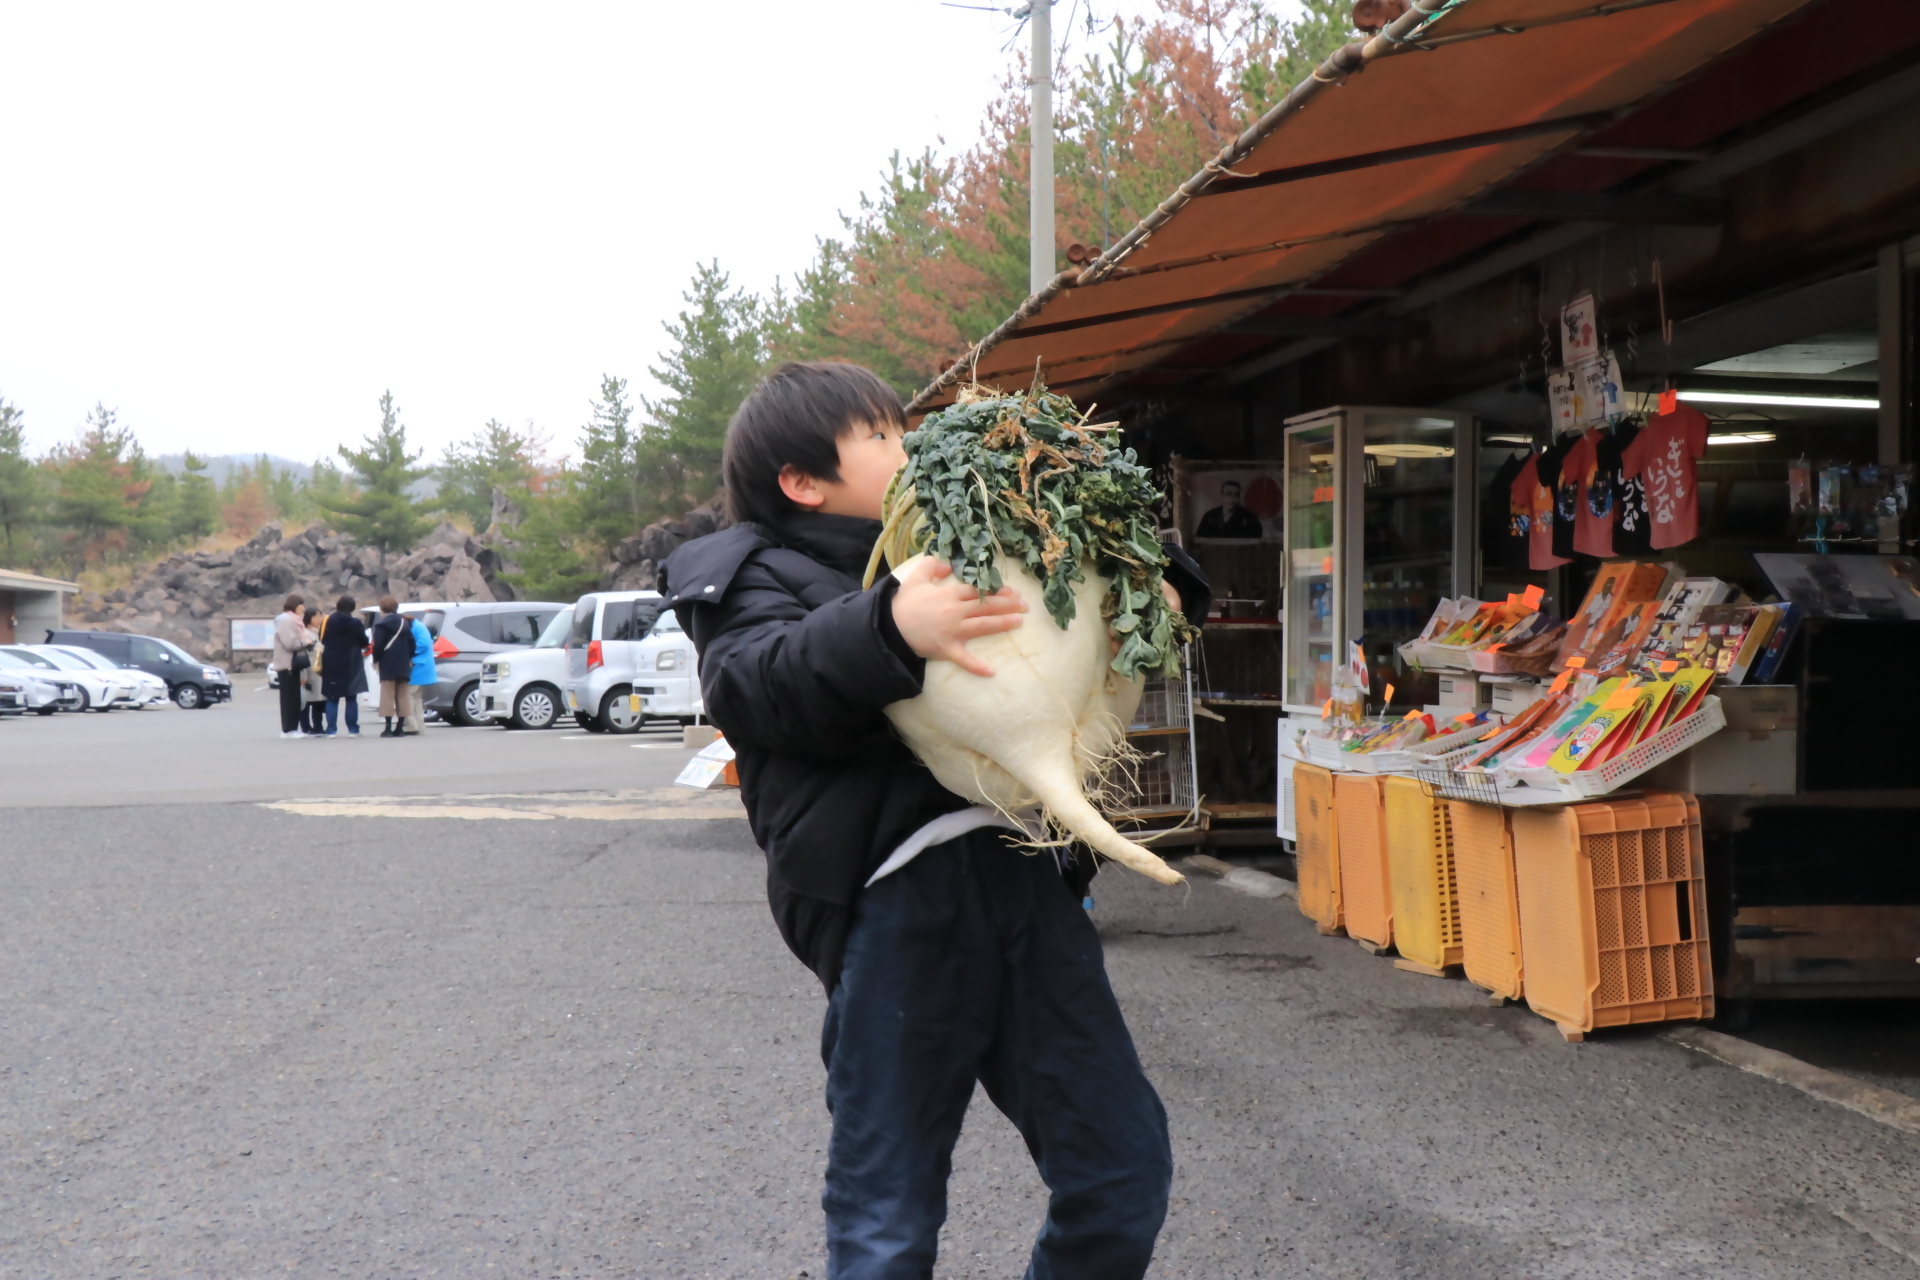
404 612 436 736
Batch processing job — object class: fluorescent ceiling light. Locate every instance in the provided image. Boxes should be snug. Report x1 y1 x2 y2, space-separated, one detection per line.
1485 434 1533 444
1707 432 1778 445
1696 332 1877 376
1678 390 1879 410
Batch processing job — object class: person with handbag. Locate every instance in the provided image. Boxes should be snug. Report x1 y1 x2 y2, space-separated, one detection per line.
300 605 327 735
403 611 436 736
370 596 415 738
318 595 370 737
270 593 307 738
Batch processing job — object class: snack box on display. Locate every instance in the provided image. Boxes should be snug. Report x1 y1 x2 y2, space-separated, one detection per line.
1432 696 1726 807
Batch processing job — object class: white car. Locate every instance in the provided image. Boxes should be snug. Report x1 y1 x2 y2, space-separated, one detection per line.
477 610 571 730
560 591 701 733
0 652 81 714
38 645 170 707
0 645 135 711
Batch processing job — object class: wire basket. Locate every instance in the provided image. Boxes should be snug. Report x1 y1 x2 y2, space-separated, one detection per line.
1131 677 1192 732
1114 733 1196 815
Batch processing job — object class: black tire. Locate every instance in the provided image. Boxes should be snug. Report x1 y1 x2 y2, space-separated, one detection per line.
597 687 643 734
575 711 602 731
72 687 91 712
172 683 203 710
510 684 560 730
448 682 483 727
35 707 56 716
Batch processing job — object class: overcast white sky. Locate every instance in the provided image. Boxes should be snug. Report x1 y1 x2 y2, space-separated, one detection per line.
0 1 1174 466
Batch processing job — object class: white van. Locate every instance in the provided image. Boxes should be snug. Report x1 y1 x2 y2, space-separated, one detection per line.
561 590 701 733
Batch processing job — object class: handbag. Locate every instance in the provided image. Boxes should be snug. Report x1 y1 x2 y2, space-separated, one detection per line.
291 646 312 674
313 616 326 674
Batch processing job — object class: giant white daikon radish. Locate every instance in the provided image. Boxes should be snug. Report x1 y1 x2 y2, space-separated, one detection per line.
863 385 1197 886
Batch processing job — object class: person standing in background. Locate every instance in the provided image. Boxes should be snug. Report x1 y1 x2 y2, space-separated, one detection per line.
370 596 414 739
403 612 435 736
300 605 327 735
270 593 306 738
319 595 369 737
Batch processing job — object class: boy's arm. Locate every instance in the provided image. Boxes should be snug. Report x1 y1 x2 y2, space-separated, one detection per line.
698 574 925 760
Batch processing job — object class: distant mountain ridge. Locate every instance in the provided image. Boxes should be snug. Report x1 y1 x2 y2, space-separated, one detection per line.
152 453 313 483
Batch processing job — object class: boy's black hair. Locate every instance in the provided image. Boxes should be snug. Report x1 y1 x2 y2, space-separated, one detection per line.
722 361 906 527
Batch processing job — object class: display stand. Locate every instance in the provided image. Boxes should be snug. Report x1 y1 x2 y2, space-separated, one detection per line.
1113 659 1202 846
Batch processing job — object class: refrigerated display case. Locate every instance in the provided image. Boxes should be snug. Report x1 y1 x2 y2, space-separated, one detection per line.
1282 406 1476 715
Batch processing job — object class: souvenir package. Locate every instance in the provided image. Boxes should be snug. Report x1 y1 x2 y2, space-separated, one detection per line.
1749 602 1802 683
1554 560 1672 671
1633 576 1737 669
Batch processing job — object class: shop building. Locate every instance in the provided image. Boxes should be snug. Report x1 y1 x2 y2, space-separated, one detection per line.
914 0 1919 1016
0 568 80 645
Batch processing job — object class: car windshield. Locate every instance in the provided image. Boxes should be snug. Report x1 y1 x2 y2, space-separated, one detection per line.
534 610 573 648
0 651 40 670
0 647 57 669
27 648 92 671
157 639 198 665
52 647 117 670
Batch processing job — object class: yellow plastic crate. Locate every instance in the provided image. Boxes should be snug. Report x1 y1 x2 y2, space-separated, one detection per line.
1293 763 1343 934
1447 800 1524 1001
1384 776 1462 975
1334 774 1392 950
1511 793 1713 1041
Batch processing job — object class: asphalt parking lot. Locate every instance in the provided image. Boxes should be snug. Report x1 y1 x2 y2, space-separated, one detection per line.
4 700 1920 1278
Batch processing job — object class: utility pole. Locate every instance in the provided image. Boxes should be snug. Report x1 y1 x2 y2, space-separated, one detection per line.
1029 0 1054 294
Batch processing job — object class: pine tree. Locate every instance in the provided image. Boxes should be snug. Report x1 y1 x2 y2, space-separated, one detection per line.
501 469 602 601
641 261 768 518
173 451 220 543
320 390 434 573
438 419 541 534
49 404 140 572
0 398 43 569
575 375 641 550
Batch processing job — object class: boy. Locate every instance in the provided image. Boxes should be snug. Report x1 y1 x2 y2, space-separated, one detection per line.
661 361 1209 1280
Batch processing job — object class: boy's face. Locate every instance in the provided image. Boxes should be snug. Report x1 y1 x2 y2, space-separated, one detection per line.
778 419 907 522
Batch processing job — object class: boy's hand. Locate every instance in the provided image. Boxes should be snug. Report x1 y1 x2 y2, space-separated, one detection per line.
892 557 1027 677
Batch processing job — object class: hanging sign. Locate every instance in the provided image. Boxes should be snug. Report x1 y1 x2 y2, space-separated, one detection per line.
1560 294 1599 366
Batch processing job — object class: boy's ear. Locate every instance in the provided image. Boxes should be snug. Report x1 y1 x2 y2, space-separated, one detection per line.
778 464 828 509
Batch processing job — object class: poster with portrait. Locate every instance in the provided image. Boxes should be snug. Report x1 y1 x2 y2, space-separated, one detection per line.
1182 468 1285 543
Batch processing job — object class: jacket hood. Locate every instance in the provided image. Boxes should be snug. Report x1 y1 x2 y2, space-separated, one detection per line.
660 513 883 611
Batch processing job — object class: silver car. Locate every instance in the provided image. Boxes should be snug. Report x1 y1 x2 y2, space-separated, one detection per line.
396 600 570 725
561 591 700 733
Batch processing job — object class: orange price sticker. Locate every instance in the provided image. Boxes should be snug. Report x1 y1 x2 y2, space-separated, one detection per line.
1382 683 1395 706
1657 388 1678 415
1453 712 1476 723
1659 660 1680 673
1320 556 1333 575
1321 698 1333 719
1565 656 1586 669
1522 584 1545 608
1549 671 1572 694
1403 709 1423 722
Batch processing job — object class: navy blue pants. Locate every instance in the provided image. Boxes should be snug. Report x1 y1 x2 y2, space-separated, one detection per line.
821 830 1171 1280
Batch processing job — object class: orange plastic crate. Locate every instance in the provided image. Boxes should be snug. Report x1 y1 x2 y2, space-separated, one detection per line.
1293 763 1343 934
1447 800 1524 1001
1384 777 1462 974
1511 793 1713 1040
1334 774 1392 949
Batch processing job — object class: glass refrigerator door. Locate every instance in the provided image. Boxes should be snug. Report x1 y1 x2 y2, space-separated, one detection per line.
1283 418 1339 712
1345 409 1470 711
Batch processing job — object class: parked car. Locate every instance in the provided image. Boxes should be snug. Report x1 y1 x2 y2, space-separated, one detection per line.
394 600 568 725
48 630 232 708
477 609 572 730
0 645 136 710
38 644 170 707
0 650 85 713
561 590 701 733
0 673 27 716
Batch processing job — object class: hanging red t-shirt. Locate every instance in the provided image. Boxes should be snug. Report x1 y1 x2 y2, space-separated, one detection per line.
1511 454 1568 571
1568 430 1616 558
1622 405 1710 549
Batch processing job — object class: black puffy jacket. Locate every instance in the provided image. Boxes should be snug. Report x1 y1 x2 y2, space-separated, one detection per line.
662 510 1209 990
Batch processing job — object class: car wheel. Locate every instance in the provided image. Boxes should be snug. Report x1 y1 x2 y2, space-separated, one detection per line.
35 707 56 716
511 685 559 730
173 683 202 710
575 711 603 732
71 687 91 712
598 687 644 734
450 682 483 727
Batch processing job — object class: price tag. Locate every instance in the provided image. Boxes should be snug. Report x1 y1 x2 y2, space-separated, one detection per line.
1453 712 1476 724
1321 698 1333 719
1549 670 1572 694
1522 584 1545 608
1659 660 1680 673
1403 708 1423 721
1565 656 1586 669
1382 683 1395 706
1658 388 1678 414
